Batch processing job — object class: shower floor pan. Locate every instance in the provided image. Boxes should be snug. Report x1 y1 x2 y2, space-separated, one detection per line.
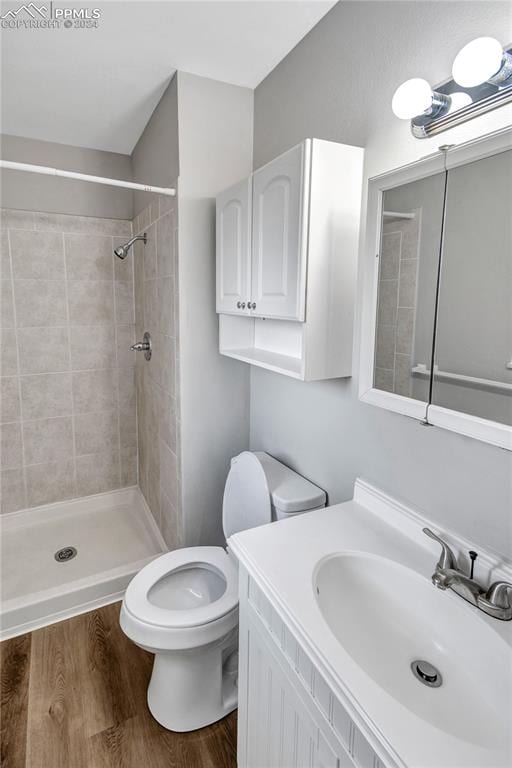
0 487 166 640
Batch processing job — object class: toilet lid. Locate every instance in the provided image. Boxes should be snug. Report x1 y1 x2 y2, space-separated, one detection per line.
222 452 271 538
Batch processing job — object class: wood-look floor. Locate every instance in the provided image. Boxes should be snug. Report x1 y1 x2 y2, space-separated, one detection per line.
1 602 237 768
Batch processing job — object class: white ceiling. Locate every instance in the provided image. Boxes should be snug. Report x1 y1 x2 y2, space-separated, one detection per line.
0 0 336 154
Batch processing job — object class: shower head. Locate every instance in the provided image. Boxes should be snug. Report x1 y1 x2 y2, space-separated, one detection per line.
114 233 147 259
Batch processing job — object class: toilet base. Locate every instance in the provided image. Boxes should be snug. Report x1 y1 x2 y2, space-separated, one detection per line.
147 630 238 732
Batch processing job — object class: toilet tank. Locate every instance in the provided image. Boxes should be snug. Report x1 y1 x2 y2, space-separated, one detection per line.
254 452 326 520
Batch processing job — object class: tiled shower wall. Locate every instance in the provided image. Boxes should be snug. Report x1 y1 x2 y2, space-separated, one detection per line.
374 212 420 396
0 208 137 513
133 192 181 548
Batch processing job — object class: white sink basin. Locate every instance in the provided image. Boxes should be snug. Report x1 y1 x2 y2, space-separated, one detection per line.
314 553 511 750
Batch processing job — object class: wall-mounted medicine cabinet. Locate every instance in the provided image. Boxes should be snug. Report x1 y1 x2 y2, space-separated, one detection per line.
360 127 512 450
216 138 364 380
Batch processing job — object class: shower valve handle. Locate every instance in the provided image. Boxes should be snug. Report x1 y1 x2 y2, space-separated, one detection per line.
131 331 152 360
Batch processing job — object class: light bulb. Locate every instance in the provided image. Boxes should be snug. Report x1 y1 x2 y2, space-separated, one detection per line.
392 78 434 119
446 92 472 114
452 37 508 87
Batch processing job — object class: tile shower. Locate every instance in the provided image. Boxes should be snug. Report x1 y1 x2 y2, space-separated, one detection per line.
0 208 137 512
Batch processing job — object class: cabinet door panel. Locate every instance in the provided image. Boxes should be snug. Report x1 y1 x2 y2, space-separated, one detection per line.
216 177 251 314
252 142 309 321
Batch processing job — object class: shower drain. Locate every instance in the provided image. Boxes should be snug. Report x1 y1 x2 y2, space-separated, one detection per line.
54 546 77 563
411 659 442 688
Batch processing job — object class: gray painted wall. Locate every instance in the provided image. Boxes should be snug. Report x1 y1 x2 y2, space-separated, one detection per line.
0 134 133 219
131 76 179 218
177 72 253 547
251 0 512 559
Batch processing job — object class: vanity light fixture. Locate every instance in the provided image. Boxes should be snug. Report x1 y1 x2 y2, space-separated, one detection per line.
392 38 512 138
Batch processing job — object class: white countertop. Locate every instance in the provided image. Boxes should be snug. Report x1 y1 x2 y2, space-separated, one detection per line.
229 480 512 768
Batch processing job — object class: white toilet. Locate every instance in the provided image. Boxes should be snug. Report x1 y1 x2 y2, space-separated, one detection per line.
120 451 326 732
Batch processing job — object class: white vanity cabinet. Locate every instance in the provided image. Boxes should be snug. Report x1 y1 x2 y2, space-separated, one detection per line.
216 139 364 380
237 567 390 768
216 177 252 315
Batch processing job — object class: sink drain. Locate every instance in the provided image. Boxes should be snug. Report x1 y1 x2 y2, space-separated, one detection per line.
54 546 77 563
411 659 442 688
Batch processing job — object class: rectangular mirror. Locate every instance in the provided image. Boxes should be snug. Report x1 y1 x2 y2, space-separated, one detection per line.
360 127 512 450
432 149 512 427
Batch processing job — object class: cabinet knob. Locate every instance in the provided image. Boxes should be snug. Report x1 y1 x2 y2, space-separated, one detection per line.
241 302 246 309
237 301 242 308
250 302 256 310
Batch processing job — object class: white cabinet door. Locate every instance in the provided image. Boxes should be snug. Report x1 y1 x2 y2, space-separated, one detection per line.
251 141 309 321
216 177 251 314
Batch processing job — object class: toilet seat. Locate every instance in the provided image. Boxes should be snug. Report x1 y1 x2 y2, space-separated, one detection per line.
124 546 238 629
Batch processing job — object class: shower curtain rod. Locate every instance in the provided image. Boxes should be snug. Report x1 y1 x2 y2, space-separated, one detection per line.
0 160 176 197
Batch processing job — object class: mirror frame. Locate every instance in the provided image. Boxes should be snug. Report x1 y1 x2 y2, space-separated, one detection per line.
359 126 512 451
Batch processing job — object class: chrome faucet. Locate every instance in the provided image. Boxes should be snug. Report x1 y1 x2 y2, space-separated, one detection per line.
423 528 512 621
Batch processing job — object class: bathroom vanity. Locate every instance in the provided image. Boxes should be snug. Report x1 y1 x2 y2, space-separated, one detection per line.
229 480 512 768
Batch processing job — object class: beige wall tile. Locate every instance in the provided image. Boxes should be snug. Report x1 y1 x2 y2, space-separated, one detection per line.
160 491 180 549
120 446 138 486
119 407 136 450
394 354 412 396
0 230 11 280
1 377 21 423
157 276 175 336
377 279 398 326
380 231 401 279
143 223 157 279
115 281 135 325
34 212 131 237
374 367 394 392
0 209 35 230
375 324 395 371
70 325 114 370
115 325 135 368
20 373 72 420
14 279 67 327
398 259 418 308
0 468 26 513
1 329 19 375
72 369 117 414
1 422 23 468
159 438 177 507
10 229 64 279
156 212 174 276
76 451 120 495
74 410 118 456
26 459 76 506
143 279 158 330
396 307 415 355
23 416 73 465
18 326 70 374
1 280 15 328
65 233 114 281
67 280 114 325
159 197 174 217
118 367 135 411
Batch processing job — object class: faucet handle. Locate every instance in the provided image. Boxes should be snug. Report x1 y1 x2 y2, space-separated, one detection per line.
422 528 457 570
484 581 512 609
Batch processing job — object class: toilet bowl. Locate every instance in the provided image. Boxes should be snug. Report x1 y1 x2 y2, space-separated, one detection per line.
120 451 326 732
